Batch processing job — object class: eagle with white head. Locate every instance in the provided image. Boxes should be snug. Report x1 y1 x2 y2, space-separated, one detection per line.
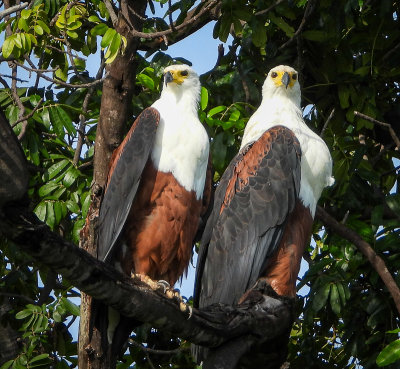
193 65 333 366
97 64 211 360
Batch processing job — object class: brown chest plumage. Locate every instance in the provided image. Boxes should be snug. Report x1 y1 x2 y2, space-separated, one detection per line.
116 160 202 286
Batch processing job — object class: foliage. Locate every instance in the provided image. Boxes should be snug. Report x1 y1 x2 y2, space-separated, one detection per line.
1 0 400 368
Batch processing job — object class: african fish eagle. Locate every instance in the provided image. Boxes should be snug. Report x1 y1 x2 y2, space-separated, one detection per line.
193 65 334 365
96 64 211 359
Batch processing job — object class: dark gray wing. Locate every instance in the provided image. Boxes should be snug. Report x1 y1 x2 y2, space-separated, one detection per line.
97 107 160 262
194 125 301 307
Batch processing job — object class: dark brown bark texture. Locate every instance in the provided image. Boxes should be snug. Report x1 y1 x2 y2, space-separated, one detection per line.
0 109 28 206
79 1 147 368
0 203 293 366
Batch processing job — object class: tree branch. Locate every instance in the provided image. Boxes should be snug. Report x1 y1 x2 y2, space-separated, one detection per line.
354 110 400 149
278 0 316 51
316 206 400 316
0 205 293 350
0 2 28 20
137 0 221 50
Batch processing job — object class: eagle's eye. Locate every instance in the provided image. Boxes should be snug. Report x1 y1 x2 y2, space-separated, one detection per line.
271 72 278 78
180 70 188 76
292 74 297 80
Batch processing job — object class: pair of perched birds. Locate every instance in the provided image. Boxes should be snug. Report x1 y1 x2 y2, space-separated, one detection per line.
96 64 334 363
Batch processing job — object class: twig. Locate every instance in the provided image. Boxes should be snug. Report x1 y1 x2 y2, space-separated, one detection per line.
354 111 400 149
320 108 335 138
278 0 316 51
0 73 28 83
0 2 28 20
145 350 156 369
12 97 44 127
167 0 176 32
131 0 219 39
316 206 400 317
20 58 106 89
73 61 105 165
0 76 10 88
9 64 28 141
255 0 286 16
213 44 224 69
103 0 118 28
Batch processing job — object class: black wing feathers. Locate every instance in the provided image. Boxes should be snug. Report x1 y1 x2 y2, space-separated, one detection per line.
194 126 301 308
97 107 160 262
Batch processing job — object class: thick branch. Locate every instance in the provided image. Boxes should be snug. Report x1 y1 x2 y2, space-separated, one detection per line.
0 2 28 20
138 0 221 50
354 110 400 149
316 206 400 316
0 206 292 349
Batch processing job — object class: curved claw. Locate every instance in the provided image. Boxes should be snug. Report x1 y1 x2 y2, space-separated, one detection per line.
156 280 170 293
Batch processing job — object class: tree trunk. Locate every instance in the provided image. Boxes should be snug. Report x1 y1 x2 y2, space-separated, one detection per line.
78 1 147 369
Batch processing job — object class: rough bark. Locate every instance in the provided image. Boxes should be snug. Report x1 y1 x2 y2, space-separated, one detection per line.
78 1 147 368
0 298 20 366
0 109 28 206
0 205 293 354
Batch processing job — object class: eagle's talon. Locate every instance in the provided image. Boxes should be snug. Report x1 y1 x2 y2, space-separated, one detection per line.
156 280 170 293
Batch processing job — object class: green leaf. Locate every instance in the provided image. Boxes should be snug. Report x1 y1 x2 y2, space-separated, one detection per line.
62 298 80 316
42 108 51 129
312 283 331 312
46 201 55 229
330 283 341 315
29 354 49 364
88 15 101 23
16 309 33 319
200 87 208 111
207 105 226 118
0 359 14 369
218 14 232 43
252 20 267 48
62 166 80 187
49 106 65 136
47 159 70 180
338 85 350 109
105 32 121 63
376 340 400 366
34 201 47 222
57 106 75 135
53 310 62 322
39 182 59 197
34 24 44 35
37 20 50 34
18 17 29 32
2 37 15 58
54 201 63 225
21 9 31 19
137 74 155 90
91 23 108 36
269 12 295 37
337 282 347 306
386 194 400 214
101 27 116 48
66 199 80 213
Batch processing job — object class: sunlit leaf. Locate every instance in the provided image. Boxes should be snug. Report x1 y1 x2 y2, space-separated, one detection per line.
376 340 400 366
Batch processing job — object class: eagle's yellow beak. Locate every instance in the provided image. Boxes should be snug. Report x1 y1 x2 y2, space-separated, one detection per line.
165 70 188 85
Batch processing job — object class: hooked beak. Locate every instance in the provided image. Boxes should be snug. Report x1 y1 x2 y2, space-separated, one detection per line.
281 72 290 89
165 71 174 85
